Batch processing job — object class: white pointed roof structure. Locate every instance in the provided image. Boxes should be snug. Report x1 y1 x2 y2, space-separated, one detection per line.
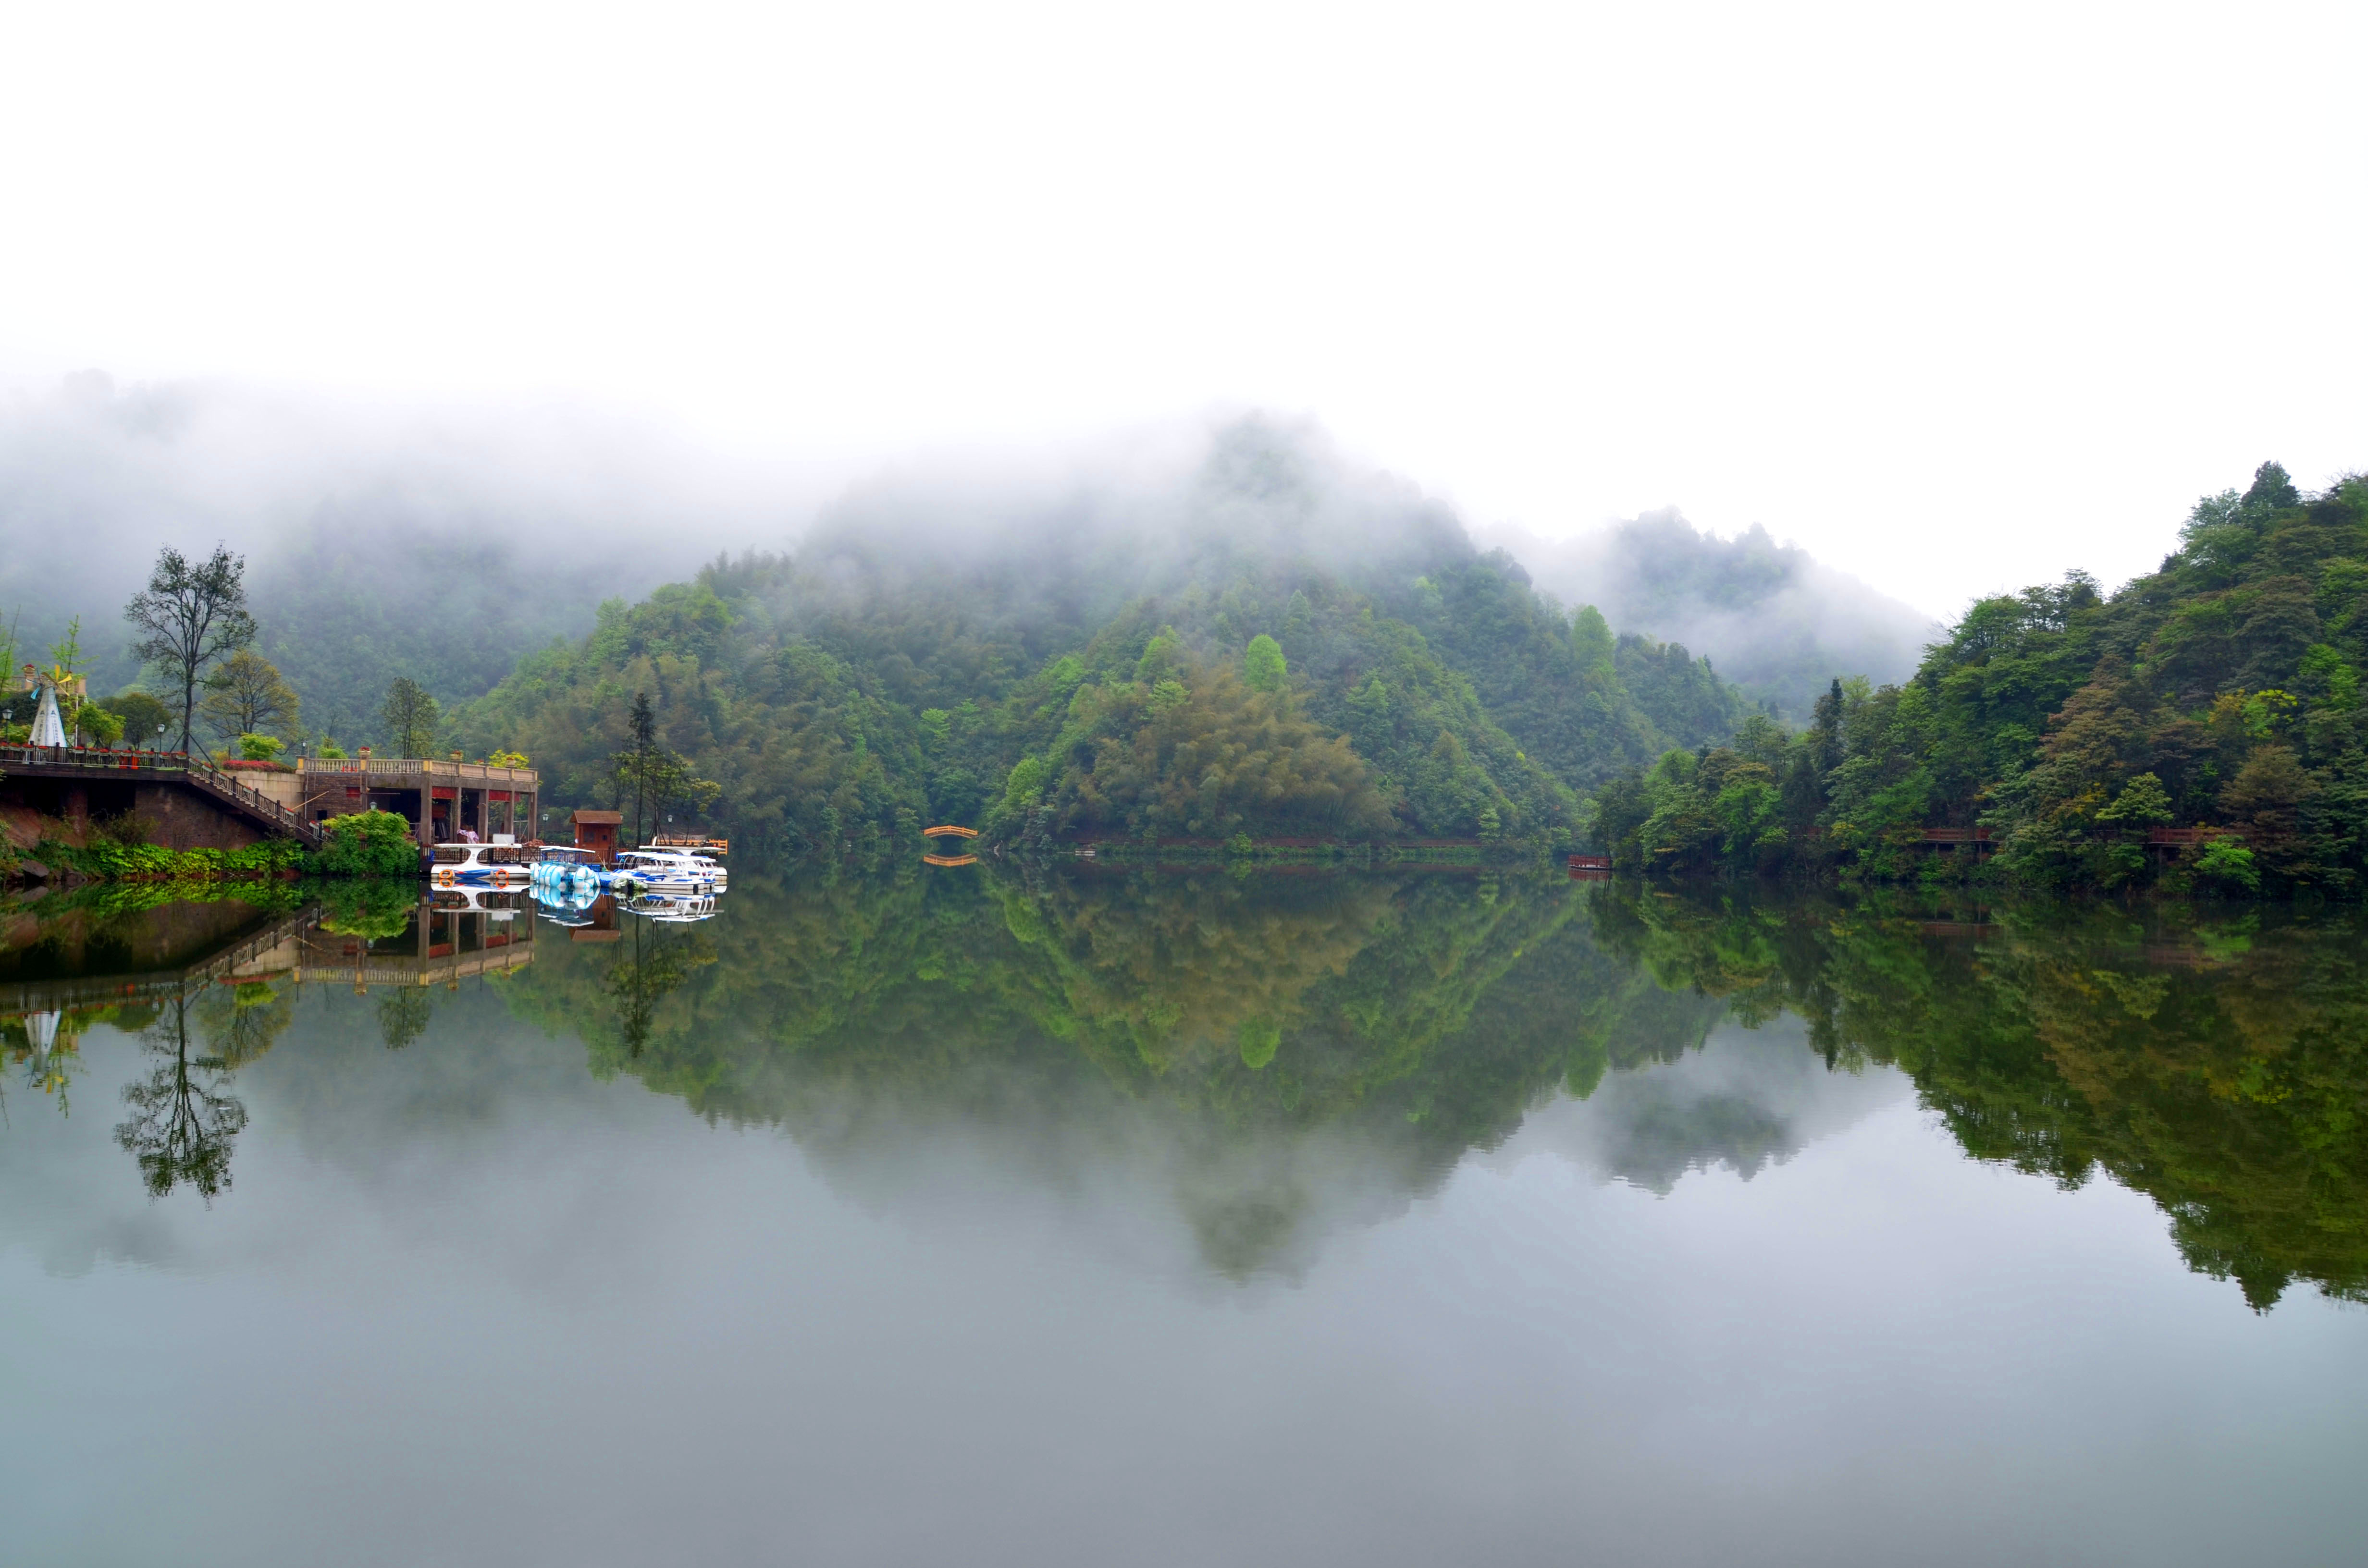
28 680 66 747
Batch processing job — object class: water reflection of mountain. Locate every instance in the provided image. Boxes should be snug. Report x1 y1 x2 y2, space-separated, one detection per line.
7 872 2367 1307
1494 1014 1912 1193
497 869 2368 1304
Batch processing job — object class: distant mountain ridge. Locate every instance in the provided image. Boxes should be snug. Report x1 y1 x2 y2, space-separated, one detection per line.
1490 510 1940 723
453 420 1763 850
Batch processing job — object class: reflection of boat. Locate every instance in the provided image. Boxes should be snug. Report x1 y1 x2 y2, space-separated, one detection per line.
431 842 531 886
623 891 718 923
430 886 529 916
531 881 602 927
612 848 724 893
532 845 606 895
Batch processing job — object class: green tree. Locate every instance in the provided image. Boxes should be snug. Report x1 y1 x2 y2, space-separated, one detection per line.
1244 633 1287 694
201 647 302 747
380 676 441 758
2097 772 2173 825
614 690 658 846
610 690 721 846
124 545 256 754
96 689 173 749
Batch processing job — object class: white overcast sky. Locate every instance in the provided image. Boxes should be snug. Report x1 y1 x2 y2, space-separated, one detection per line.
2 0 2362 619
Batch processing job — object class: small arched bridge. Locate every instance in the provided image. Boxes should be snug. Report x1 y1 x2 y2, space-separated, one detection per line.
920 824 978 865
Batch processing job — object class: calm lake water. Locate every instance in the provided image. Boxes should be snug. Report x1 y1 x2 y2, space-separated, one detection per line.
3 870 2365 1566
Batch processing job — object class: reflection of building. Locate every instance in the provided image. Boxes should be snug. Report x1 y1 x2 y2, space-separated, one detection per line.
277 896 537 990
0 899 538 1015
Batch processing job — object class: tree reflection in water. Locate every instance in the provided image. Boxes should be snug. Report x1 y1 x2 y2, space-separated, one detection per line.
603 917 716 1059
44 871 2368 1304
115 992 248 1201
375 989 432 1051
1587 889 2368 1310
503 870 2368 1304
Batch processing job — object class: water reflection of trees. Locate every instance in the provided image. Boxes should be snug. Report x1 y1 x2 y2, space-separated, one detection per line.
115 992 249 1200
101 976 302 1201
501 868 1675 1276
497 869 2368 1301
1589 889 2368 1309
37 872 2365 1301
604 919 717 1059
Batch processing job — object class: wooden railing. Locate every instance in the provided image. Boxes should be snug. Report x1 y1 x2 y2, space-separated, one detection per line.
2145 827 2247 847
0 744 324 847
298 757 538 786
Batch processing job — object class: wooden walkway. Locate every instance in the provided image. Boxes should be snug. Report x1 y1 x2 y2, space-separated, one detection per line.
0 744 324 847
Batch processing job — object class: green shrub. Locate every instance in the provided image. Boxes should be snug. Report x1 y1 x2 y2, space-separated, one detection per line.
237 734 286 761
2195 837 2262 893
52 836 303 882
307 810 422 877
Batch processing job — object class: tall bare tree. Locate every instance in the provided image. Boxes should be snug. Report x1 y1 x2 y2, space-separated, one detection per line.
123 545 255 754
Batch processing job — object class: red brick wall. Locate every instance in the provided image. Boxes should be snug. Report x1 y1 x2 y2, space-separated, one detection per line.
131 784 266 851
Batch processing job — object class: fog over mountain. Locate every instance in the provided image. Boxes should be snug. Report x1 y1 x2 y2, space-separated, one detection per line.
4 370 1924 762
0 373 800 740
1490 511 1942 722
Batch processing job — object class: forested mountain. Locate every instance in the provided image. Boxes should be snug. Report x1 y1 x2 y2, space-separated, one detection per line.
1495 510 1938 721
1597 462 2368 894
246 514 641 747
453 420 1756 850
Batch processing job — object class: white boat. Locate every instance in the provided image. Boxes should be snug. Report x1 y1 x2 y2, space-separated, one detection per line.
430 842 532 885
627 845 728 888
612 847 725 893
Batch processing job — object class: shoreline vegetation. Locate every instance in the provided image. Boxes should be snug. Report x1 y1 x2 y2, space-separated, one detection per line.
5 808 423 889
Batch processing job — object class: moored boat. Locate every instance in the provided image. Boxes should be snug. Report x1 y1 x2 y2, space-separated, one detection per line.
612 847 725 893
431 842 532 886
532 845 606 895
